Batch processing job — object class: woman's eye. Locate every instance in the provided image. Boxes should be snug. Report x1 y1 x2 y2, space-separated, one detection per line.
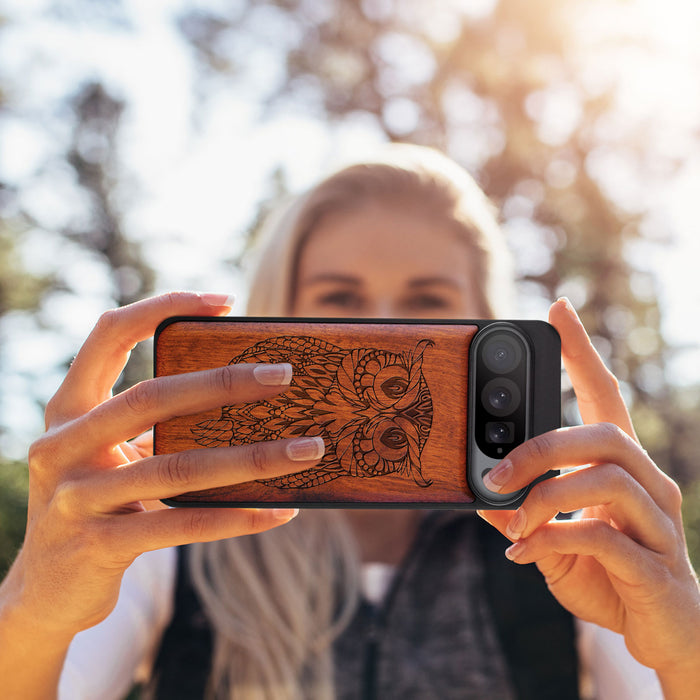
315 291 365 310
403 295 451 311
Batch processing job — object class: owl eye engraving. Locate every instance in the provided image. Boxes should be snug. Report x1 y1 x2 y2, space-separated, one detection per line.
380 426 407 449
192 336 434 489
380 377 408 398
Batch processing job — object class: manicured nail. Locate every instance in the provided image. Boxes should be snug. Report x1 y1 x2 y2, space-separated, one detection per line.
199 293 236 308
557 296 578 319
483 460 512 493
286 436 325 461
505 541 527 561
273 508 299 521
254 363 293 386
506 509 527 540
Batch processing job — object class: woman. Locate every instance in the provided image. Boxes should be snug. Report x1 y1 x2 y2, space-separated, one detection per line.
0 145 698 699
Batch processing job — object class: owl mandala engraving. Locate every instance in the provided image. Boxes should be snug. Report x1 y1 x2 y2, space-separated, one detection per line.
192 336 435 489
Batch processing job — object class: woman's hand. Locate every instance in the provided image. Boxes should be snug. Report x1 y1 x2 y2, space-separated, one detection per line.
478 298 700 696
1 292 324 643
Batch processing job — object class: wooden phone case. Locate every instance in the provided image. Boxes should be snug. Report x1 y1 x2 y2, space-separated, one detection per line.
154 317 559 508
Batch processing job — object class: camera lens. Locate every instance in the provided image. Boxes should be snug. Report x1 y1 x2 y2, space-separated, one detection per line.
481 378 521 417
482 334 522 374
486 421 514 444
489 387 510 411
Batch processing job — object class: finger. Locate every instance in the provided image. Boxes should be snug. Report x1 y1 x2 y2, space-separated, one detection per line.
120 441 143 462
483 423 681 514
109 506 300 558
476 509 516 539
503 517 662 588
548 298 636 439
47 292 234 424
120 432 152 461
68 362 293 455
503 464 675 554
86 437 325 508
128 430 153 459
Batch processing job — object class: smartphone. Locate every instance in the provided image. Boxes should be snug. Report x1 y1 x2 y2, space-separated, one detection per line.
154 317 560 509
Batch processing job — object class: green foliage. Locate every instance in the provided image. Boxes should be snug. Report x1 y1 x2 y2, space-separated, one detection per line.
0 226 53 316
0 460 28 577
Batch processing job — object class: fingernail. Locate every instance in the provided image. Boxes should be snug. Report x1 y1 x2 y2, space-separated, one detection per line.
199 293 236 308
506 509 527 540
483 460 512 493
505 541 527 561
286 436 325 461
273 508 299 521
557 296 578 319
254 363 293 386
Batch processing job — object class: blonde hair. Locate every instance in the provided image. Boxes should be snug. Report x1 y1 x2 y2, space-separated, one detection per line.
189 512 359 700
189 144 514 699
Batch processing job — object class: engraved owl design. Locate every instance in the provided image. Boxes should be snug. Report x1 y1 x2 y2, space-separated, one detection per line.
192 336 435 489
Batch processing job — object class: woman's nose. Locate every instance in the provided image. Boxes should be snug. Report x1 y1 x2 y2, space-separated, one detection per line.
368 300 399 318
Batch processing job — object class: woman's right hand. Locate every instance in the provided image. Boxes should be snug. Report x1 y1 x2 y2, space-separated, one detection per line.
1 292 324 642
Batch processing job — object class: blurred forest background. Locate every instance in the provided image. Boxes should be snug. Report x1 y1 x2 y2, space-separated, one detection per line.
1 0 700 574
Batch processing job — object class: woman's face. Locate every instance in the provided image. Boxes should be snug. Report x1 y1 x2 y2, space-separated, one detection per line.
292 202 485 319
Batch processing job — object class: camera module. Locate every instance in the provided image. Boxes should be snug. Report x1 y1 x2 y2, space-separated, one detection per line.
467 320 560 507
470 323 531 463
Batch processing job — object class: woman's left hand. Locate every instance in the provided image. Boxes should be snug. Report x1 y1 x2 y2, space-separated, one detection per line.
478 298 700 696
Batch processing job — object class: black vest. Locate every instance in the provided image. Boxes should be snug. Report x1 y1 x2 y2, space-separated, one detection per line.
148 514 579 699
